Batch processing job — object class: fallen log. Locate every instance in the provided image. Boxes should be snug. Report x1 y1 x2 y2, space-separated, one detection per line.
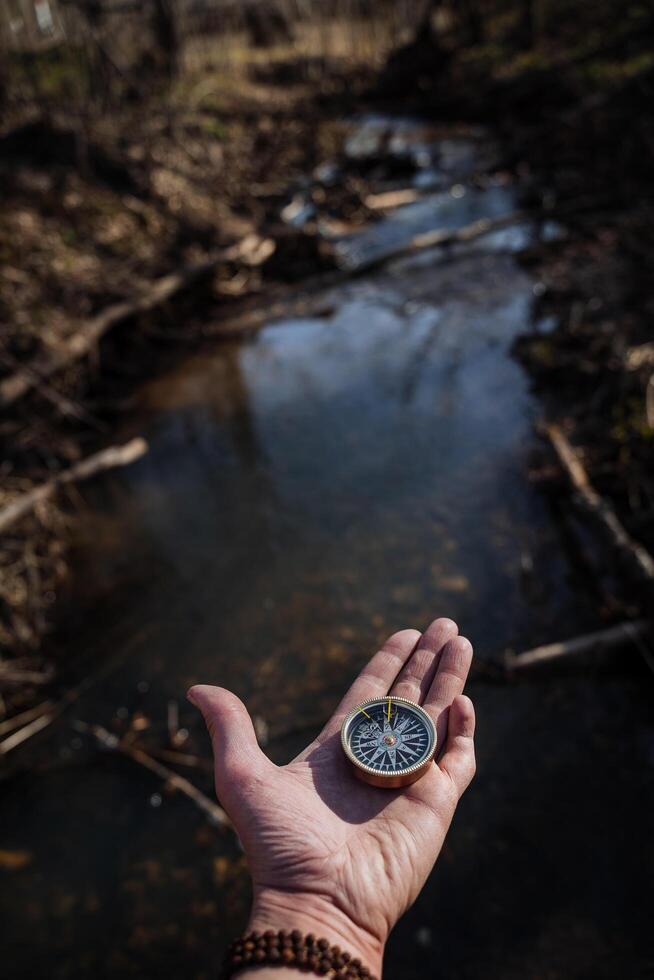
78 722 230 829
545 423 654 592
505 618 650 670
0 234 272 408
0 437 147 535
209 209 547 340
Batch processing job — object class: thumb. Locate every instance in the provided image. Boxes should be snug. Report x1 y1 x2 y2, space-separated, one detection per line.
187 684 269 800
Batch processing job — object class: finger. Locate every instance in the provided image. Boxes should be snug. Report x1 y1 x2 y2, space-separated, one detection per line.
423 635 473 750
388 617 459 703
437 694 476 799
187 685 271 801
305 628 421 752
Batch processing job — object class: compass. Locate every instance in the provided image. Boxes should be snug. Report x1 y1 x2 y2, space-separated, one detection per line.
340 696 437 789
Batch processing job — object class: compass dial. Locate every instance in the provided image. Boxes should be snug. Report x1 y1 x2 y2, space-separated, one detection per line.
341 696 437 789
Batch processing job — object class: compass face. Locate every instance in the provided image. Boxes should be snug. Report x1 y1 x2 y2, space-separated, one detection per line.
341 697 437 787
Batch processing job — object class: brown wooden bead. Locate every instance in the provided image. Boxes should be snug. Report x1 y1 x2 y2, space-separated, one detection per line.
222 930 374 978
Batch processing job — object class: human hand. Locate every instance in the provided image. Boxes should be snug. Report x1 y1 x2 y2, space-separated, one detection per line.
189 618 475 978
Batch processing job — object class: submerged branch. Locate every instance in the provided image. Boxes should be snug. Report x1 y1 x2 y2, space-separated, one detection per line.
506 619 651 670
77 722 231 830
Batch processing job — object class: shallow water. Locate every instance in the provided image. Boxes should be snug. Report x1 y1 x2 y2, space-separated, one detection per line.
2 123 652 980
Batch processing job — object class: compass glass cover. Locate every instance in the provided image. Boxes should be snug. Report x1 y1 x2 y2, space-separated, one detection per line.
343 699 435 775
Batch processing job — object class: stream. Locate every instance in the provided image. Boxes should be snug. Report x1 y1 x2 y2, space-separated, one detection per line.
2 118 652 980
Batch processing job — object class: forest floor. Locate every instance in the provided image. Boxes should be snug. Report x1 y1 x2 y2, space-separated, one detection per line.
1 26 653 733
0 48 379 670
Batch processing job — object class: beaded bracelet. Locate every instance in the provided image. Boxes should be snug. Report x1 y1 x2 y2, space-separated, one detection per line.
220 929 378 979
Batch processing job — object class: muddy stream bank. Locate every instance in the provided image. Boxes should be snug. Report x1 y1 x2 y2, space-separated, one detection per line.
2 119 652 980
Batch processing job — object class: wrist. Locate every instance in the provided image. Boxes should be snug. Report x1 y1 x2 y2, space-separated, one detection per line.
244 887 385 978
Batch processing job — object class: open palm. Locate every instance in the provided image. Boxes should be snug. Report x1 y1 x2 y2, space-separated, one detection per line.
189 618 475 974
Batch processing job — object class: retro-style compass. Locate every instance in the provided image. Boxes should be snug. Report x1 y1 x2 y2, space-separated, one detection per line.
340 696 437 789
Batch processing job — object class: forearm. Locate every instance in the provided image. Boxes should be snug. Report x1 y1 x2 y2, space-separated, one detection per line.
231 887 385 979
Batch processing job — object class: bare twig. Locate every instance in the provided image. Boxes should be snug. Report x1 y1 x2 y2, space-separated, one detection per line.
0 701 53 738
505 619 650 670
0 438 147 535
0 711 58 754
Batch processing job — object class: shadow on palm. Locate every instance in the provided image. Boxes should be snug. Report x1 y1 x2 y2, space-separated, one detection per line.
301 730 399 824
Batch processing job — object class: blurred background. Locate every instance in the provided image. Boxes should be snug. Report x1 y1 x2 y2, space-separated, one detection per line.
1 2 653 977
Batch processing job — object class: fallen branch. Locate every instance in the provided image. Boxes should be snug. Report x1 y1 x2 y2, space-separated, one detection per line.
78 722 230 829
545 423 654 593
364 188 421 210
0 437 147 535
0 234 273 408
345 208 532 275
505 618 651 670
